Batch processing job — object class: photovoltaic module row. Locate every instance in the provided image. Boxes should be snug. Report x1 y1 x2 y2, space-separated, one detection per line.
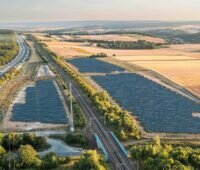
11 80 68 124
68 58 125 73
92 73 200 133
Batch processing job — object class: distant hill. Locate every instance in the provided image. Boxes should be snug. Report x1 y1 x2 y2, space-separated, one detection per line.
1 20 200 32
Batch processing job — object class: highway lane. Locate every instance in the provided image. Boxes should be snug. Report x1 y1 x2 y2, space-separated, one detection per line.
34 40 134 170
0 34 29 76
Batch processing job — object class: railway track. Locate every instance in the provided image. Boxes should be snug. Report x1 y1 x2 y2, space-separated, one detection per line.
34 40 134 170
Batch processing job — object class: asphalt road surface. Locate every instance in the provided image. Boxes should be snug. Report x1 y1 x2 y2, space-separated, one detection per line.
0 34 29 76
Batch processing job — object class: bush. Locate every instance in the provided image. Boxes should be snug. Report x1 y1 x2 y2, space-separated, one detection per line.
73 150 107 170
2 133 49 151
42 152 59 169
65 133 88 148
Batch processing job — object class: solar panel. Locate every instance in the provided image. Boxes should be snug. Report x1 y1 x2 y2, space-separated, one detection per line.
92 73 200 133
11 80 68 124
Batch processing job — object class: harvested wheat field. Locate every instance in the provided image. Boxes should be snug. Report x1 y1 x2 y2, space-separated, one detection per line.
45 41 93 57
129 60 200 86
115 55 200 96
33 33 54 42
36 34 200 97
115 55 197 62
42 40 200 58
78 34 166 43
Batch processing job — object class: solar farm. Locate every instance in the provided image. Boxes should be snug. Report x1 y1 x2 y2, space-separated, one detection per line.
68 58 125 73
92 73 200 133
11 80 68 124
69 57 200 133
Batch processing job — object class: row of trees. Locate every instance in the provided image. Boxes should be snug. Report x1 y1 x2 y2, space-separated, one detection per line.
0 133 49 151
57 36 162 50
0 132 107 169
97 40 160 49
43 46 141 140
50 132 88 148
58 78 86 129
0 144 71 169
66 91 87 129
0 133 64 169
131 136 200 170
0 31 19 66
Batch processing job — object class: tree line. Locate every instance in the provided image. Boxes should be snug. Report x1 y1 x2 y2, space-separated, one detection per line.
97 40 160 49
0 68 20 87
0 132 108 170
131 136 200 170
0 31 19 66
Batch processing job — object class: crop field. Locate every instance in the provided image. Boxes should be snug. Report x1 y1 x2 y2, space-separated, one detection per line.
33 33 54 42
115 53 200 96
36 34 200 96
11 80 68 124
68 58 125 73
78 34 166 43
92 73 200 133
40 36 200 58
44 41 92 58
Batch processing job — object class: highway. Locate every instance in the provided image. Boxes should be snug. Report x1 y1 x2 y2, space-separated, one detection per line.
0 34 29 76
34 39 134 170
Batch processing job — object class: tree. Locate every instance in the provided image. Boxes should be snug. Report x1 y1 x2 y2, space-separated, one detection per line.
73 150 107 170
42 152 59 169
0 152 17 170
0 133 4 145
18 145 42 168
153 135 160 147
0 146 5 157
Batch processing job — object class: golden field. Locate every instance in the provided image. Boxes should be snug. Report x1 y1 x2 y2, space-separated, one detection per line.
78 34 166 43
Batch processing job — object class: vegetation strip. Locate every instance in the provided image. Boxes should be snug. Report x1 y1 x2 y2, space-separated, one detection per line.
0 30 19 66
130 136 200 170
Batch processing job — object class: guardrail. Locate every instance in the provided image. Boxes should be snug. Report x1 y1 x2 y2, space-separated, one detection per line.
94 133 109 161
110 131 128 158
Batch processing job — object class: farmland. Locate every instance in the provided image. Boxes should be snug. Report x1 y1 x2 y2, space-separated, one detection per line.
35 32 200 97
78 34 166 43
114 49 200 97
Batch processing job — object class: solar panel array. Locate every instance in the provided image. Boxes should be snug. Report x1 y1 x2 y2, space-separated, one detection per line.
92 73 200 133
11 80 68 124
68 58 125 73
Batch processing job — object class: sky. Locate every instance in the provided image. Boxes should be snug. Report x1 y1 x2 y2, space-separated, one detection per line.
0 0 200 22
